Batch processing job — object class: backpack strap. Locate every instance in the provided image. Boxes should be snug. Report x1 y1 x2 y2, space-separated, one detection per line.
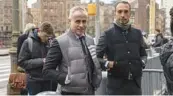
27 37 33 53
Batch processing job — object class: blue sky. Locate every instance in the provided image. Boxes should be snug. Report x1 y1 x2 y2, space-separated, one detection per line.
27 0 37 8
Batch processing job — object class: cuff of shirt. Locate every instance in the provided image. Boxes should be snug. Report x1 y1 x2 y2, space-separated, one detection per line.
105 61 109 68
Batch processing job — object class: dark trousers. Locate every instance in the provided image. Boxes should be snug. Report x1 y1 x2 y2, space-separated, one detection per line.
50 80 58 91
27 80 51 95
61 91 82 95
20 88 28 95
61 91 95 95
166 80 173 95
106 76 142 95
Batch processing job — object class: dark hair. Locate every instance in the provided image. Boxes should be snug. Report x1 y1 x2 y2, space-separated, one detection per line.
114 1 131 11
40 22 54 35
170 7 173 36
155 28 160 33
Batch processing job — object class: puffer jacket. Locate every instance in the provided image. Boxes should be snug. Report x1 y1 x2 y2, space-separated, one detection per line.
43 30 102 94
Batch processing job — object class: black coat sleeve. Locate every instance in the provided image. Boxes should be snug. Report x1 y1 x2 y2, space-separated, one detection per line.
18 40 44 70
96 32 108 70
42 39 67 85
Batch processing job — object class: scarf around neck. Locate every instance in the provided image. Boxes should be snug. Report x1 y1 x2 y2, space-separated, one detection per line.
114 19 131 30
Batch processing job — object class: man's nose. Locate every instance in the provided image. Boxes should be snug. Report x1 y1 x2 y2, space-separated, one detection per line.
121 12 125 17
79 22 84 27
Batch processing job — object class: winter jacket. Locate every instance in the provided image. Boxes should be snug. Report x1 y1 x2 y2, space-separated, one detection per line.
18 31 49 81
43 30 102 94
96 23 147 79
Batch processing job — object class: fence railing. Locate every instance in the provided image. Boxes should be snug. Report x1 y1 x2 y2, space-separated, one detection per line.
95 69 166 95
142 69 166 95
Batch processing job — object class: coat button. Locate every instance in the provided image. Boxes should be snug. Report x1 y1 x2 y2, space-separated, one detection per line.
126 41 128 43
127 51 130 54
129 62 131 65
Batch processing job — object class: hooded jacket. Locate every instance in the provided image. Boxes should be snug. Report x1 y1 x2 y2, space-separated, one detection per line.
18 31 49 81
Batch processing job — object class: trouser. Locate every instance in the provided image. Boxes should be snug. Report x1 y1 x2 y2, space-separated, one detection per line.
50 80 58 91
166 80 173 95
61 91 95 95
61 91 82 95
20 88 28 95
27 80 51 95
106 76 142 95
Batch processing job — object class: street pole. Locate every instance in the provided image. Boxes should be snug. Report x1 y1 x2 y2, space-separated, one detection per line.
7 0 20 94
149 0 155 34
22 0 26 32
10 0 20 73
95 0 100 44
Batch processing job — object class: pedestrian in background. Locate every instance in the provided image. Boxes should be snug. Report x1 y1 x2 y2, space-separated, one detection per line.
152 29 168 47
16 23 36 95
18 22 55 95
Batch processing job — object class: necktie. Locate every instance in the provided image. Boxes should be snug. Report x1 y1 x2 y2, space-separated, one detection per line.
79 36 94 84
79 36 87 55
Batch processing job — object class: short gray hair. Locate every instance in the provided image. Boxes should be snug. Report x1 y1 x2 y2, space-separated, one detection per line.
24 23 36 33
68 6 88 19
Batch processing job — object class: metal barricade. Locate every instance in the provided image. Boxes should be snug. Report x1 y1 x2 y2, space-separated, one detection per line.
96 69 166 95
142 69 166 95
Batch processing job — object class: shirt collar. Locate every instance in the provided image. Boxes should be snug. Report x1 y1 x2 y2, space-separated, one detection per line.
75 34 85 40
68 28 86 40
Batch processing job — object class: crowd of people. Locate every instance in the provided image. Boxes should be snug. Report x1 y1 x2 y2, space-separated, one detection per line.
15 1 173 95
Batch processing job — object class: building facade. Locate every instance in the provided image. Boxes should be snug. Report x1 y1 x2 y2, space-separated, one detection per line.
0 0 12 48
161 0 173 35
81 2 114 37
32 0 40 8
30 8 41 27
0 0 28 48
130 0 165 35
130 0 150 32
40 0 80 35
155 8 166 33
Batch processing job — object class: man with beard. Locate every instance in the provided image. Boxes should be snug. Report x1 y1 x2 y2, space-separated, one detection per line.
96 1 147 95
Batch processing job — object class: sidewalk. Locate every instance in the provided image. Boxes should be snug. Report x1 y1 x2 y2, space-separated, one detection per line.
0 87 7 95
0 48 9 56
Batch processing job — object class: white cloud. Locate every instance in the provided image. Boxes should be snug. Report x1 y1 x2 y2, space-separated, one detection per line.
27 0 37 8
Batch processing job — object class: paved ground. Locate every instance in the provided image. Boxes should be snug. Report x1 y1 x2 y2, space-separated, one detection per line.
0 48 9 56
0 55 10 95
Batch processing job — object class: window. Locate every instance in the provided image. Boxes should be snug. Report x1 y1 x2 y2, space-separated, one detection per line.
6 26 8 31
44 9 47 12
1 26 3 31
0 9 2 14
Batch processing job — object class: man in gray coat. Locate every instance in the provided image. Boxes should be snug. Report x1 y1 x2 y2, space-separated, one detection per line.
43 6 102 95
